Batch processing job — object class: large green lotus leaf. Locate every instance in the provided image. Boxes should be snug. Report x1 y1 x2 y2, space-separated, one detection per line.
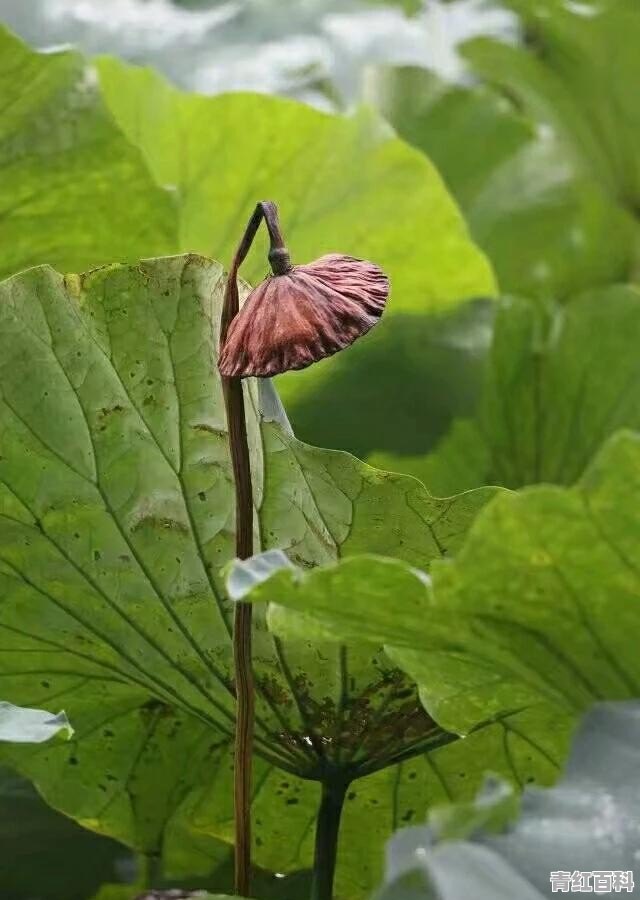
378 700 640 900
328 701 568 898
419 428 640 722
1 680 237 871
96 57 494 313
464 0 640 214
376 64 638 300
81 703 564 899
237 434 640 893
375 67 534 213
0 27 175 281
0 255 496 893
251 429 640 733
95 55 496 451
181 705 566 900
374 284 640 494
239 556 551 735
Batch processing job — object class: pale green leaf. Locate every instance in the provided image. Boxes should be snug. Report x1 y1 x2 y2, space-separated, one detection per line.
375 66 533 212
418 429 640 724
252 430 640 734
376 64 638 300
97 57 495 314
464 0 640 211
0 26 175 280
380 286 640 494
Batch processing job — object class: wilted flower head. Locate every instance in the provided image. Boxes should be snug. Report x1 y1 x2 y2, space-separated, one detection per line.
218 201 389 379
219 252 389 378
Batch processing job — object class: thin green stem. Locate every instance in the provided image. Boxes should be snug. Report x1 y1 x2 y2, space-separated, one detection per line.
310 778 349 900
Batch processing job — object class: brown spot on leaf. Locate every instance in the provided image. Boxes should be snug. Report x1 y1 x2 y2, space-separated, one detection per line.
131 516 189 535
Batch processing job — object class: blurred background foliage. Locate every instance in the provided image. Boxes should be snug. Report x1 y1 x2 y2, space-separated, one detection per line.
0 0 514 106
1 1 639 897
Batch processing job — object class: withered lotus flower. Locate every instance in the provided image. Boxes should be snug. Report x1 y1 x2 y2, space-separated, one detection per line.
219 251 389 377
217 200 389 897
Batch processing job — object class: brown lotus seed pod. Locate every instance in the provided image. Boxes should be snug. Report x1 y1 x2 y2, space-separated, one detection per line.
218 252 389 378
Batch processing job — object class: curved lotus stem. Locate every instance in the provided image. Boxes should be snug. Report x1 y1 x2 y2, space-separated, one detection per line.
219 201 290 897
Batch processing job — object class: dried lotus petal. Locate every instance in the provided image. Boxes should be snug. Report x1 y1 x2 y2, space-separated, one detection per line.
219 253 389 377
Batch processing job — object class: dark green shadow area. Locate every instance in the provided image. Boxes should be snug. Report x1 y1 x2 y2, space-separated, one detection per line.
0 767 312 900
0 768 130 900
279 300 494 459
